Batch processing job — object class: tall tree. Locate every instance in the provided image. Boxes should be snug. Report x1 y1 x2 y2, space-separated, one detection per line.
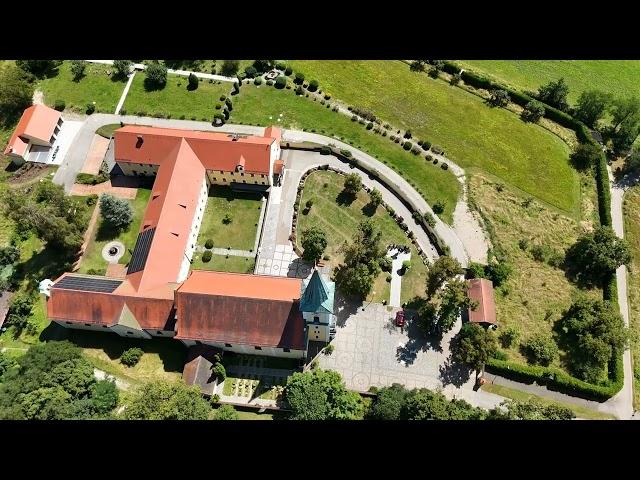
113 60 133 78
123 381 211 420
284 369 364 420
144 62 168 90
367 383 408 420
537 78 570 111
70 60 86 81
560 297 627 383
220 60 240 77
488 89 510 107
570 143 603 171
15 60 61 78
574 90 612 127
0 64 34 121
301 227 327 263
99 194 133 230
213 404 240 420
451 323 498 380
343 173 362 196
437 279 476 333
565 226 631 286
426 255 464 296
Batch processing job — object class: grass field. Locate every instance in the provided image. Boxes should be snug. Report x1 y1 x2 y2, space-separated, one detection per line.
230 84 461 223
288 60 578 217
196 186 263 251
622 186 640 409
296 170 428 304
469 174 600 373
123 73 233 120
457 60 640 104
77 188 151 274
96 124 120 139
37 61 127 113
480 383 616 420
190 252 255 273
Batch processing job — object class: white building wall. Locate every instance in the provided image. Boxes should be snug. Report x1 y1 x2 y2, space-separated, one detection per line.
178 176 209 281
206 170 269 186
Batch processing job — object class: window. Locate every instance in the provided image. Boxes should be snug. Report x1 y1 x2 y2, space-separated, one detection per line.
219 170 223 174
102 325 108 329
261 182 265 185
157 331 163 335
213 177 217 181
240 173 244 177
66 321 72 325
254 346 262 350
314 316 320 323
225 343 232 348
283 348 290 353
84 323 91 327
242 180 246 184
251 173 254 177
126 332 133 335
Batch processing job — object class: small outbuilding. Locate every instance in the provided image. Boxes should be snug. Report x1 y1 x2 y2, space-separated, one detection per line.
182 344 224 397
4 104 63 164
467 278 497 329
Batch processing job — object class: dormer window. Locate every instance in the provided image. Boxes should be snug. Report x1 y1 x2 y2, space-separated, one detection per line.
236 164 244 173
136 135 144 148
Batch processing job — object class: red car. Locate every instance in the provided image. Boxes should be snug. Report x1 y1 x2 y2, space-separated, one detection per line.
395 310 405 327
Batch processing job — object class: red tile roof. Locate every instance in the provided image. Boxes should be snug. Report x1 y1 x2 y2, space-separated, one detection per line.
467 278 497 326
175 271 305 349
4 105 61 156
114 125 277 175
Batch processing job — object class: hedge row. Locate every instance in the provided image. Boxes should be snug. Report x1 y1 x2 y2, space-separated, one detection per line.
486 351 624 402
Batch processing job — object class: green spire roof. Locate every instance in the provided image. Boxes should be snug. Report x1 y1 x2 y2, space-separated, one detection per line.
300 270 335 314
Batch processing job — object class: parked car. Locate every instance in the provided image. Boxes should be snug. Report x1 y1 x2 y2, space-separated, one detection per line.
395 310 405 327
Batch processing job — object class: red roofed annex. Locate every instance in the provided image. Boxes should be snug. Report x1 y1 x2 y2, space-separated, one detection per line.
45 124 336 361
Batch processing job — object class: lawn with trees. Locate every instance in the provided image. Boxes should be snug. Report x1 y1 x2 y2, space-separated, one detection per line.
78 188 151 275
457 60 640 104
36 61 127 113
288 60 576 216
123 73 233 120
467 174 602 373
195 186 262 252
295 170 428 303
189 252 255 273
229 84 460 224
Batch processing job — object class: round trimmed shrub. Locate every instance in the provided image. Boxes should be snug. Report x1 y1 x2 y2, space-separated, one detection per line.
294 72 305 84
254 76 263 85
120 347 144 367
86 103 96 115
266 80 274 86
308 79 319 92
205 239 214 249
285 66 293 76
441 163 449 170
202 250 213 262
403 141 412 151
274 76 286 89
54 99 66 111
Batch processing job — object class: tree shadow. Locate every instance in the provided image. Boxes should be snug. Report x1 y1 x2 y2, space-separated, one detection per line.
333 292 362 328
110 72 128 83
186 83 199 92
143 77 166 92
361 202 377 217
438 353 473 388
336 190 356 207
72 72 87 83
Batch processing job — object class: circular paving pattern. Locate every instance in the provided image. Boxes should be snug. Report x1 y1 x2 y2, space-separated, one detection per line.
102 241 125 264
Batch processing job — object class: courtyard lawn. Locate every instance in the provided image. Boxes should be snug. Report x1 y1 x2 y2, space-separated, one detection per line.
480 383 616 420
123 73 233 120
59 328 186 385
288 61 578 217
190 252 255 273
230 84 461 224
197 186 263 251
96 123 120 139
469 174 601 374
77 188 151 275
37 61 127 113
296 170 428 304
623 186 640 409
457 60 640 104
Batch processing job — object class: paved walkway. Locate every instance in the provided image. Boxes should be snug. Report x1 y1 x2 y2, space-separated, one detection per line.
195 246 254 258
70 180 138 199
93 368 132 391
86 60 238 83
80 135 110 175
114 70 136 114
606 165 635 419
387 248 411 307
319 300 505 411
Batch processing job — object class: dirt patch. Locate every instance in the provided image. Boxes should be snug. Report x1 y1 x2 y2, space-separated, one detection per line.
71 177 138 199
7 163 56 186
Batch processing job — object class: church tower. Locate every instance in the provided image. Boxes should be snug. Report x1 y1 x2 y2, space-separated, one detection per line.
300 269 336 343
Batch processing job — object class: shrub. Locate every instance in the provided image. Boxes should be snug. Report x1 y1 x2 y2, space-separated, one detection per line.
467 262 486 279
188 72 199 90
366 122 373 130
499 326 520 348
432 201 445 214
205 239 214 249
244 66 257 78
294 72 305 84
284 66 293 76
423 212 436 227
441 163 449 170
492 350 508 361
100 194 133 230
202 250 213 262
431 145 444 155
212 362 226 381
85 103 95 114
339 149 352 158
54 99 66 111
411 146 421 155
521 334 558 367
266 80 274 86
402 141 412 151
308 79 319 92
320 146 331 155
403 130 412 139
379 256 392 272
323 344 335 355
145 62 168 89
120 347 144 367
222 213 232 224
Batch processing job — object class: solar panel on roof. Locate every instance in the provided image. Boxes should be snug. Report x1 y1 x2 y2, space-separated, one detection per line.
127 227 156 274
55 276 122 293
